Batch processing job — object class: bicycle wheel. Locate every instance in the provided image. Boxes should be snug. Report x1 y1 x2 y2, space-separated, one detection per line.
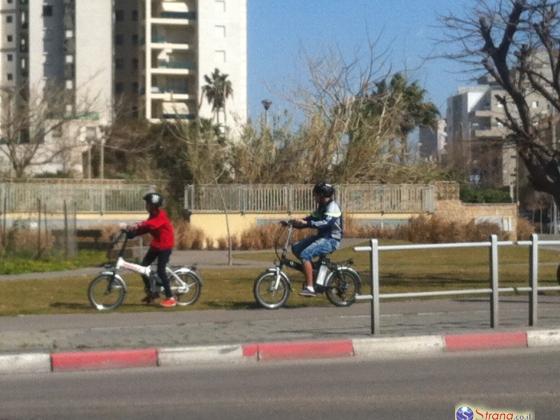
253 271 290 309
170 271 202 306
88 274 126 311
325 268 360 307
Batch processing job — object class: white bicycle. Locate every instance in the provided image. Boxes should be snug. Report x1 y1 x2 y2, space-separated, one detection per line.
88 230 203 311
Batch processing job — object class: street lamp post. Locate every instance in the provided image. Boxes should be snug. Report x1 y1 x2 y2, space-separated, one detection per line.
261 99 272 128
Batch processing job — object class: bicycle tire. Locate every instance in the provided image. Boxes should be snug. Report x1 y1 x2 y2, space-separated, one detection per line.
171 271 202 306
253 271 290 309
325 267 360 307
88 274 126 311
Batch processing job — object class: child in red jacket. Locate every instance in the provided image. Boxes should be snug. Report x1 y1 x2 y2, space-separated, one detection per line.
126 192 176 308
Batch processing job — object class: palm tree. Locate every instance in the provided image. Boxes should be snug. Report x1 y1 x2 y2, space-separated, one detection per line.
384 73 439 162
201 68 233 127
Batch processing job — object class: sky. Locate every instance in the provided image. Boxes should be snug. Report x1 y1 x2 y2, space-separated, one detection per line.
247 0 473 122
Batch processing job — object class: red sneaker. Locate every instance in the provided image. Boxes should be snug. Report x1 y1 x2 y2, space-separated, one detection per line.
160 297 177 308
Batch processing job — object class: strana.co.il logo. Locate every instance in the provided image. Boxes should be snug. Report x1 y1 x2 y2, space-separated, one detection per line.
456 406 474 420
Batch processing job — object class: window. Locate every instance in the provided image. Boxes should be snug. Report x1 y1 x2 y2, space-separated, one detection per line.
43 5 53 17
115 34 124 45
132 82 138 93
215 0 226 12
215 50 226 63
132 10 138 21
131 34 138 45
85 127 97 142
7 35 13 42
6 15 13 23
215 25 226 38
7 54 13 62
115 82 124 94
115 9 124 21
132 58 139 70
7 73 13 81
115 58 124 69
531 100 539 109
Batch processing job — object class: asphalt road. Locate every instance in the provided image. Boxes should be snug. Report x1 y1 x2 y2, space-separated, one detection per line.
1 348 558 419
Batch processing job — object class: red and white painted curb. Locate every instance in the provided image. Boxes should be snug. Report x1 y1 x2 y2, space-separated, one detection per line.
1 329 559 374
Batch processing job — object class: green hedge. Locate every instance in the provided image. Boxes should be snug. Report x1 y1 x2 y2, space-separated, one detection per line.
460 185 512 203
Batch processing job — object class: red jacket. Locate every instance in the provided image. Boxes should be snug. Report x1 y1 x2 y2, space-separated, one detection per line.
133 209 175 250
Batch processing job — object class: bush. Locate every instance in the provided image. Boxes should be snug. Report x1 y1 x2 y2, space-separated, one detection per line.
460 185 512 203
175 220 207 250
516 217 535 240
354 215 509 243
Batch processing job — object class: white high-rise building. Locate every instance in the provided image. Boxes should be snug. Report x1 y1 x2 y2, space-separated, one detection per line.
0 0 247 176
143 0 247 126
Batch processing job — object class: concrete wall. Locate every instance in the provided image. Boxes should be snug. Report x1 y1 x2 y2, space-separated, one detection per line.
188 212 420 244
435 200 518 239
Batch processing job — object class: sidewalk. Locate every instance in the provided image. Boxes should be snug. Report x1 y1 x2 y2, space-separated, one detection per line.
1 295 560 373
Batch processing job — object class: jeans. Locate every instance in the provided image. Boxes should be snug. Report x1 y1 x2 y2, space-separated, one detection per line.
291 235 340 262
141 248 172 298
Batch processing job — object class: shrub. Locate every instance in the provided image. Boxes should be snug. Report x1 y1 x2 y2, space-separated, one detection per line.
356 215 509 243
516 217 535 240
460 185 512 203
175 220 207 250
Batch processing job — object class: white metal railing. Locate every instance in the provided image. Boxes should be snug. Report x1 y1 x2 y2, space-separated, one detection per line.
354 234 560 335
0 181 156 213
184 184 436 213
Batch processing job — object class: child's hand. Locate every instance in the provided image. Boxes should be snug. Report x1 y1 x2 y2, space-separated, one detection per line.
118 222 128 231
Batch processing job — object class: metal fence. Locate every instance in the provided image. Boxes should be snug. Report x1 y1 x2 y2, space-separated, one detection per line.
354 234 560 335
184 184 436 213
0 181 156 213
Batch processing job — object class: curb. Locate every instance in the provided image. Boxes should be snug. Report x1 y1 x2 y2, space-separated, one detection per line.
3 329 560 375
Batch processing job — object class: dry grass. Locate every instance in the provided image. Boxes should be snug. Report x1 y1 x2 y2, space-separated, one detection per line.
175 220 207 250
344 215 532 243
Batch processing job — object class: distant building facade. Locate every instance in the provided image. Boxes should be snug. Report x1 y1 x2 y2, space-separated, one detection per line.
445 76 549 195
0 0 247 176
419 119 447 162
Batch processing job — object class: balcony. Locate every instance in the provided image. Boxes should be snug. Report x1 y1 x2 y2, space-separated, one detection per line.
150 35 191 50
150 86 192 101
156 60 194 69
160 11 196 19
151 2 196 25
474 127 507 139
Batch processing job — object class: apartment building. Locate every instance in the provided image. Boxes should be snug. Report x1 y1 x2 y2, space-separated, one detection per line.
445 75 549 195
0 0 247 176
418 119 447 163
112 0 248 123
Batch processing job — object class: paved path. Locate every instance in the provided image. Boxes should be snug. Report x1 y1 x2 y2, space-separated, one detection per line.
0 295 558 353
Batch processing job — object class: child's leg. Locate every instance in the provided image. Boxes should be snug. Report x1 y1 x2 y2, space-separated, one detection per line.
156 249 173 298
141 248 158 293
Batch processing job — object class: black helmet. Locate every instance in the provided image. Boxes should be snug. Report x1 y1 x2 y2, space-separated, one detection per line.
313 182 335 198
143 192 163 207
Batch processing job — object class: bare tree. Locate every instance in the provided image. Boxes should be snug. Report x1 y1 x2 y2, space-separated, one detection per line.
286 43 441 183
0 84 95 178
439 0 560 205
167 117 235 263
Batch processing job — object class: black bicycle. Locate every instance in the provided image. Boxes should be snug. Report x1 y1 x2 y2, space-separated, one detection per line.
253 221 362 309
